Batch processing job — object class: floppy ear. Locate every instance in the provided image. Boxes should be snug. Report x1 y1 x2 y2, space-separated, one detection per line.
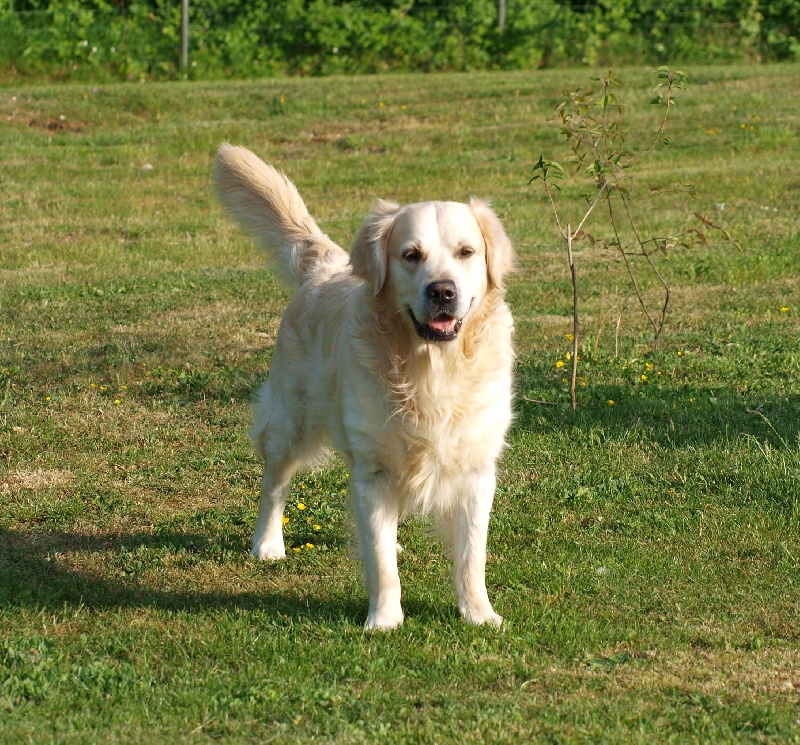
469 198 516 291
350 199 400 296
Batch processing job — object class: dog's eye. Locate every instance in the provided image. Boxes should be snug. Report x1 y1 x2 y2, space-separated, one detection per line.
402 247 422 263
457 246 475 259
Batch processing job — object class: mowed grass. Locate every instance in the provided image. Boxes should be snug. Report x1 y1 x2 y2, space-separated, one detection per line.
1 63 799 742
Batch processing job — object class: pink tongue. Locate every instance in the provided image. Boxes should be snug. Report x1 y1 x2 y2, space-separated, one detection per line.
429 316 457 333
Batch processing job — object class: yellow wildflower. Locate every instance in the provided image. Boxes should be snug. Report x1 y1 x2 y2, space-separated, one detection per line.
297 503 306 511
282 515 289 525
305 543 314 549
556 360 565 369
607 400 615 406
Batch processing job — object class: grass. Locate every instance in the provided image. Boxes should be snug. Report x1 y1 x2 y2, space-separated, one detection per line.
1 63 799 742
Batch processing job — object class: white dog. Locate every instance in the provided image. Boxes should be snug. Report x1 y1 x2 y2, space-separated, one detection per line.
214 144 515 629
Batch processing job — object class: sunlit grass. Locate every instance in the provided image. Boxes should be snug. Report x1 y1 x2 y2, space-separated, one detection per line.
1 63 799 742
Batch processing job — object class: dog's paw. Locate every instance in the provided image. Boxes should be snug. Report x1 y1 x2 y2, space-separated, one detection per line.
252 543 286 561
364 607 404 631
461 606 503 628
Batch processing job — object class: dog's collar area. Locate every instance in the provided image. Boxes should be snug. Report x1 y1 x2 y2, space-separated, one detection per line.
407 308 462 342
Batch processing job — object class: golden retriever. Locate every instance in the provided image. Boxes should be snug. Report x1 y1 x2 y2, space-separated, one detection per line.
214 144 515 629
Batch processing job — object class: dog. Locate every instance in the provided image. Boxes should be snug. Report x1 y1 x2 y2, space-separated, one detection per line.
214 144 515 629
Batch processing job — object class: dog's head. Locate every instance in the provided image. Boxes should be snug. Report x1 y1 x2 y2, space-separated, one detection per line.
350 199 514 343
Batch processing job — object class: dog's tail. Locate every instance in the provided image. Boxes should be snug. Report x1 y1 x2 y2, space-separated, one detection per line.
214 143 349 287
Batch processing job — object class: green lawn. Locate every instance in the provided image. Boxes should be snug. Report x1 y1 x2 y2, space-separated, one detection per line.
1 64 799 742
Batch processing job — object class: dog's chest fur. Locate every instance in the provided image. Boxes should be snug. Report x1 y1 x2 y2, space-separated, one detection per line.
377 335 513 516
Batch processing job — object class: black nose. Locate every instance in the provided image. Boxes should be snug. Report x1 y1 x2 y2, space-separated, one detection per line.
425 280 457 304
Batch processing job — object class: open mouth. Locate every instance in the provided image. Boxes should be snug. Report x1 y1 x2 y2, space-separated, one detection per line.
407 308 463 342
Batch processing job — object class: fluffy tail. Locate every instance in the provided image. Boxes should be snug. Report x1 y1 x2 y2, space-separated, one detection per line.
213 143 349 286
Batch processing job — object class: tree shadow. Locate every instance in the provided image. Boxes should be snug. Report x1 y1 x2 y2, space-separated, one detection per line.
514 361 800 449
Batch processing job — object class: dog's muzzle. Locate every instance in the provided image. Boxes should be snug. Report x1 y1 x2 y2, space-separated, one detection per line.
407 308 462 342
407 280 466 342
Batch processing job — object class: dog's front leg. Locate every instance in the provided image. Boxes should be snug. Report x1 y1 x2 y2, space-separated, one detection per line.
451 470 503 627
351 468 403 630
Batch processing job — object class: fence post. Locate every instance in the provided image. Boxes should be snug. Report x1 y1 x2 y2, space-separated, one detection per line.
498 0 506 31
181 0 190 70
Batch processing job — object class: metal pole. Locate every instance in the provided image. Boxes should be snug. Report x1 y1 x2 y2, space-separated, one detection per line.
498 0 506 32
181 0 189 70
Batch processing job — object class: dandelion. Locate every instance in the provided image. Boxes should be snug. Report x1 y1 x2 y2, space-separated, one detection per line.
677 350 683 356
282 515 289 525
90 383 96 388
556 360 565 369
781 306 790 313
292 547 301 553
314 524 321 531
565 333 574 341
114 399 121 405
305 543 314 549
640 374 648 381
401 104 407 111
45 396 51 402
297 503 306 511
120 385 127 391
379 101 385 108
100 385 107 391
607 400 615 406
645 362 653 371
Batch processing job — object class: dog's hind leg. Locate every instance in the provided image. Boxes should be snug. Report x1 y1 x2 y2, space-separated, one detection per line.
250 380 323 561
252 461 294 560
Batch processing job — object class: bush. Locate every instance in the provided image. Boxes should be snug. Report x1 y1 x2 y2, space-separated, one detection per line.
1 0 798 81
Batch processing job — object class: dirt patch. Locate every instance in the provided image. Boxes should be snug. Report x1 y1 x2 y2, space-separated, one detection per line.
2 468 75 491
28 116 85 133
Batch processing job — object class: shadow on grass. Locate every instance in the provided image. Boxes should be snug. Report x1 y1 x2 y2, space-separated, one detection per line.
0 528 447 626
514 367 800 450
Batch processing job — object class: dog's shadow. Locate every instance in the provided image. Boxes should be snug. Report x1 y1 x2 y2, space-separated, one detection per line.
0 527 450 626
